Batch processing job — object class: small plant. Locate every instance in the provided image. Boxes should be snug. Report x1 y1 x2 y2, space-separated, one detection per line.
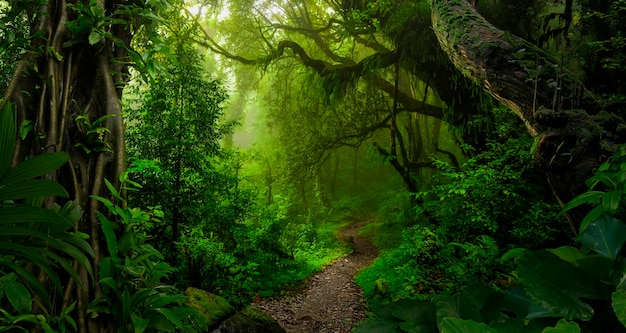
87 175 203 332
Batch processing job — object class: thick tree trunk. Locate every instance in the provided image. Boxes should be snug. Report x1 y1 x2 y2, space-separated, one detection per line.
1 1 132 331
430 0 624 233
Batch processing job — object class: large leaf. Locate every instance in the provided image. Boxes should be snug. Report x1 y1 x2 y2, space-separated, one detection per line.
434 292 482 329
516 250 596 320
440 318 497 333
391 300 436 333
541 318 581 333
0 152 69 186
579 216 626 261
98 213 118 257
353 320 401 333
5 279 32 315
612 289 626 328
549 246 613 284
0 206 73 227
0 180 68 201
0 102 16 179
505 284 552 319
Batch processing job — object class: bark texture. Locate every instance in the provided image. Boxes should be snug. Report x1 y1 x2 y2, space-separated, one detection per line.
1 1 132 331
430 0 625 233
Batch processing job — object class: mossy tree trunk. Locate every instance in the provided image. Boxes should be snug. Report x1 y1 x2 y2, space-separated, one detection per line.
430 0 624 234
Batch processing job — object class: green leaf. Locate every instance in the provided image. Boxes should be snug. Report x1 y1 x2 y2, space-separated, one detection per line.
18 119 33 140
440 318 497 333
501 248 527 262
504 284 551 319
547 246 586 263
516 250 596 320
0 180 69 201
0 102 16 179
5 280 32 315
98 213 118 256
434 291 483 329
155 308 185 329
0 153 69 185
563 191 603 212
579 205 606 235
131 312 150 333
541 318 581 333
602 190 622 215
579 216 626 261
104 178 124 202
391 300 436 332
88 30 104 44
612 289 626 328
0 206 73 227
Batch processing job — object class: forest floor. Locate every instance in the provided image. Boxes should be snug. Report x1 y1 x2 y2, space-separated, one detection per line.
256 220 378 333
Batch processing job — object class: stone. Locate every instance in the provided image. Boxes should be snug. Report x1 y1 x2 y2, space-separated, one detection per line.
185 287 235 328
215 305 286 333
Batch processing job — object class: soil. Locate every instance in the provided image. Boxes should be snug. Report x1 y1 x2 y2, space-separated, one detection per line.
255 220 378 333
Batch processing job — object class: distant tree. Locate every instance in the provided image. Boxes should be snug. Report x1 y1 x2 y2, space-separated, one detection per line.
125 43 245 253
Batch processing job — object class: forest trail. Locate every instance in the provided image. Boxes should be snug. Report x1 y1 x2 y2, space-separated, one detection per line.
256 219 378 332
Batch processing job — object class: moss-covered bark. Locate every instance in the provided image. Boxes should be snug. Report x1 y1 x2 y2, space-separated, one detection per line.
430 0 625 233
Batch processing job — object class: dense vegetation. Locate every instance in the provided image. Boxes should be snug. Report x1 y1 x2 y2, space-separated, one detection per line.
1 0 625 332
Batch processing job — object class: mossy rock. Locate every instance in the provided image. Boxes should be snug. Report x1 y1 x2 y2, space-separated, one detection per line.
185 287 235 328
216 305 285 333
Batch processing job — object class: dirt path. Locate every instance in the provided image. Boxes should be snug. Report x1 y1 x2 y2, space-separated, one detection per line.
256 220 378 333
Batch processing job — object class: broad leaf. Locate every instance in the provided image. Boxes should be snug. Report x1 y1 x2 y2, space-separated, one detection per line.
579 205 606 235
517 250 596 320
392 301 436 332
98 213 118 257
0 180 69 201
579 216 626 261
0 102 16 179
0 206 72 226
155 307 185 329
602 190 622 215
541 318 581 333
562 191 603 211
131 312 150 333
0 153 69 186
612 290 626 328
434 292 482 329
5 279 32 315
353 320 400 333
548 246 586 263
505 284 552 319
440 318 497 333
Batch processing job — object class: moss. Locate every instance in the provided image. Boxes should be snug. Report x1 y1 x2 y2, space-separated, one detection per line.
219 306 286 333
185 287 235 327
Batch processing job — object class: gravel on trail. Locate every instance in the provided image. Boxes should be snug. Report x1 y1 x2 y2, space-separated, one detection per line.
255 220 378 333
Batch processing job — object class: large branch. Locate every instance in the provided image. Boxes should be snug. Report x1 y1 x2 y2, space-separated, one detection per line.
430 0 625 234
431 0 599 137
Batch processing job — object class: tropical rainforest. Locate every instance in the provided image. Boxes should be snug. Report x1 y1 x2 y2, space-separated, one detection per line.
1 0 626 332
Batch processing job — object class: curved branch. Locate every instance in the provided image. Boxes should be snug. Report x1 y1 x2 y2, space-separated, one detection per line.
430 0 599 137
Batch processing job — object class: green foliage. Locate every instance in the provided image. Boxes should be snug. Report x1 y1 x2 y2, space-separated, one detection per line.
417 109 565 247
358 108 566 310
0 102 94 332
357 147 626 333
74 113 116 154
87 176 203 333
564 145 626 233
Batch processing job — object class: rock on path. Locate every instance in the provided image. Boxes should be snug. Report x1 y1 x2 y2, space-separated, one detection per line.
255 220 378 333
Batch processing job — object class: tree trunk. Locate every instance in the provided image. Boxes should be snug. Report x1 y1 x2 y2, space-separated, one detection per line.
1 1 135 331
430 0 624 233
